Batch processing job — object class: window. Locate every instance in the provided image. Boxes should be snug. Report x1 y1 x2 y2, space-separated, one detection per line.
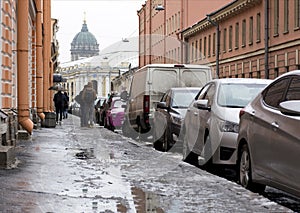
274 0 279 36
257 13 261 42
235 22 239 49
286 76 300 100
204 37 207 58
295 0 300 28
229 25 233 50
223 28 227 52
191 42 194 62
213 33 216 55
199 39 202 59
195 40 198 60
263 77 290 108
197 84 211 100
242 19 246 47
249 17 253 44
284 0 289 33
208 35 211 57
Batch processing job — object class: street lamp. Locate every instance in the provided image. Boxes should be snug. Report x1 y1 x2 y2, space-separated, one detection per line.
155 4 165 11
207 15 220 79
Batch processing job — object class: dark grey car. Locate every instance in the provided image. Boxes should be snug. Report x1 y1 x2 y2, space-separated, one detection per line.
237 70 300 198
154 87 200 151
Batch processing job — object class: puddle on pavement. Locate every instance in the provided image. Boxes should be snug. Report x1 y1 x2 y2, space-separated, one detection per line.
75 148 95 160
128 187 164 213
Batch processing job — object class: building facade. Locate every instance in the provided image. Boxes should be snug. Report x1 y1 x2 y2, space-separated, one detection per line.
182 0 300 79
137 0 232 67
0 0 56 138
58 37 139 103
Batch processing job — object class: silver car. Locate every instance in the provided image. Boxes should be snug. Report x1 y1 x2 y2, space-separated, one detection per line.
237 70 300 197
182 78 272 167
154 87 200 151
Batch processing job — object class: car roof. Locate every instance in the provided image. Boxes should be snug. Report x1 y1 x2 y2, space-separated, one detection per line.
210 78 273 84
273 70 300 79
169 87 202 91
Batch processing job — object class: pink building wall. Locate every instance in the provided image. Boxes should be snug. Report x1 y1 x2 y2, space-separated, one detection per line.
138 0 232 67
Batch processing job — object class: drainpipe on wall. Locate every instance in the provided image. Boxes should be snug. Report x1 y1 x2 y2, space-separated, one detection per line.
36 0 45 120
17 0 34 134
43 0 51 112
264 0 269 79
207 15 220 79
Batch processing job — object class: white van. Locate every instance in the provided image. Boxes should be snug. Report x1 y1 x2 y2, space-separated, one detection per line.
122 64 212 139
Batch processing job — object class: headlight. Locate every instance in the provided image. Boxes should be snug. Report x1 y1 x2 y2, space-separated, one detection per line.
171 114 183 126
219 120 239 133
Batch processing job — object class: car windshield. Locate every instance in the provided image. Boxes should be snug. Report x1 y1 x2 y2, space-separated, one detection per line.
172 89 199 108
218 83 267 108
113 100 125 108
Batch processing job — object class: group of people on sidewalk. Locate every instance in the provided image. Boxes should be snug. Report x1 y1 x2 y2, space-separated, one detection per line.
53 82 97 127
53 90 69 125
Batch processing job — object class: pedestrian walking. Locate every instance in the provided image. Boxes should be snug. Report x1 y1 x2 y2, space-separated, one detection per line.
63 92 69 119
53 89 67 125
75 86 87 127
82 82 97 127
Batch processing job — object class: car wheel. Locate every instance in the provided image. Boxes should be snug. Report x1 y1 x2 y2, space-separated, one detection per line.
162 129 170 152
122 119 138 139
182 129 198 165
238 144 265 193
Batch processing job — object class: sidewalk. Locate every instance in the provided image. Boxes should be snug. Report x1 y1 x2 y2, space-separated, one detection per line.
0 115 294 212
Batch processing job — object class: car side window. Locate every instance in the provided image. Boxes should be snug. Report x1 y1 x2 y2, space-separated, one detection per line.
204 83 216 106
196 84 211 100
263 77 290 108
285 76 300 101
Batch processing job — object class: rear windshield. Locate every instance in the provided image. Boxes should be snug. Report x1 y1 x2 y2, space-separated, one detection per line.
181 69 210 87
152 70 177 93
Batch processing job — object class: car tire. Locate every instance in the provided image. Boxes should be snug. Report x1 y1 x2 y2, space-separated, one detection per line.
122 119 138 139
162 128 171 152
238 144 266 193
182 126 198 165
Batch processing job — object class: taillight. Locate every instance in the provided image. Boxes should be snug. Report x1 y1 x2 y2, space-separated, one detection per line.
239 108 245 118
143 95 150 113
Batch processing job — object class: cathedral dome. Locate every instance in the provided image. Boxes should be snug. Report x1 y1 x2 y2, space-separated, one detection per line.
70 20 99 61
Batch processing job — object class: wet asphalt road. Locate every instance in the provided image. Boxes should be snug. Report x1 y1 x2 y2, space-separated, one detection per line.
0 115 299 212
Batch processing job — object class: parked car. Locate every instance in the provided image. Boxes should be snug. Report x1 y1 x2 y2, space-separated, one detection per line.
104 98 126 131
181 78 272 167
69 101 81 116
122 63 212 140
154 87 201 151
94 97 106 125
236 70 300 197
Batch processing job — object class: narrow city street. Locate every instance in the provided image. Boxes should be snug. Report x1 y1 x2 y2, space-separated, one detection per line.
0 115 299 212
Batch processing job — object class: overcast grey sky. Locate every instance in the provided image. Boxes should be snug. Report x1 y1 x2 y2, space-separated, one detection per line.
51 0 145 63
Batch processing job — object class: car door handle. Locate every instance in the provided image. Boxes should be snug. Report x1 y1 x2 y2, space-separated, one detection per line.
194 112 198 116
271 121 279 129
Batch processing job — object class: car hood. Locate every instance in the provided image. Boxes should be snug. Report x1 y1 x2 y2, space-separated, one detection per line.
216 106 241 124
170 108 188 118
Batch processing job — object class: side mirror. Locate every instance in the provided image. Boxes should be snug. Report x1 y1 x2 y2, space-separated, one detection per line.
157 102 168 109
279 100 300 116
120 91 129 101
193 99 210 111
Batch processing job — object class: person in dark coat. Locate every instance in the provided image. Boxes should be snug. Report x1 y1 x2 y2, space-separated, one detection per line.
63 92 69 119
53 90 67 124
